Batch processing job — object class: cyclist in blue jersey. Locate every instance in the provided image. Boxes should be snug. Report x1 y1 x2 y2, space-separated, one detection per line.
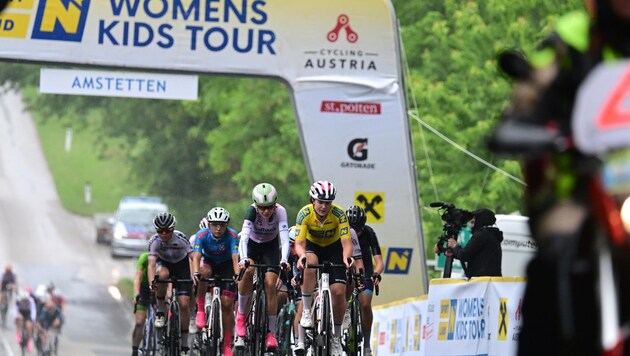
192 207 239 356
147 212 194 353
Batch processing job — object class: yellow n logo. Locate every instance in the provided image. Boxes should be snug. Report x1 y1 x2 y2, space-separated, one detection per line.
384 248 412 274
32 0 91 42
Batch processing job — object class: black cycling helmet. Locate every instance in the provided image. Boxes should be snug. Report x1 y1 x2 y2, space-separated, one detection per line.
154 212 176 230
346 205 367 228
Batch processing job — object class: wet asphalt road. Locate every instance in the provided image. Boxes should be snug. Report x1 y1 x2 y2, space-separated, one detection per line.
0 89 137 355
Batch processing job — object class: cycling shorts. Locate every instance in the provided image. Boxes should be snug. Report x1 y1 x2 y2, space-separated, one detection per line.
156 257 192 297
305 239 347 285
245 237 281 274
201 260 237 297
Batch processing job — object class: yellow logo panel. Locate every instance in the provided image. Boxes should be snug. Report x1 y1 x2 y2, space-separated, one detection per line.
0 13 30 38
498 298 508 340
355 191 384 223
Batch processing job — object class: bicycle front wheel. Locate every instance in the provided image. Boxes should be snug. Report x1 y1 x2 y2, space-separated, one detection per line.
253 290 268 356
167 302 181 356
208 299 221 356
347 297 362 356
277 304 296 356
317 292 332 356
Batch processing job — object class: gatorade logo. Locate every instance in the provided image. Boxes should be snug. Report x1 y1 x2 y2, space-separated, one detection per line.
31 0 91 42
327 14 358 43
384 247 412 274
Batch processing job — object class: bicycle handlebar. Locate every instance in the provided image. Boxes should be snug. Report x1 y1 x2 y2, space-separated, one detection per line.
237 260 282 280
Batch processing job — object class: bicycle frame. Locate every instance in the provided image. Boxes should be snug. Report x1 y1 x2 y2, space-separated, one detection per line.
154 277 193 356
276 272 298 356
344 268 364 356
198 276 234 356
235 262 279 356
304 261 347 356
140 302 159 356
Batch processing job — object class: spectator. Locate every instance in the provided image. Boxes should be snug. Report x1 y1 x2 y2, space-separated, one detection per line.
447 208 503 277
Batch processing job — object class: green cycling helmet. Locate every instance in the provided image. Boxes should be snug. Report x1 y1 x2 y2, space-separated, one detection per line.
252 183 278 207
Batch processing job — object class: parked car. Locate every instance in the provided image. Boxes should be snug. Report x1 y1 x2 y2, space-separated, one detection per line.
94 213 115 244
110 196 168 258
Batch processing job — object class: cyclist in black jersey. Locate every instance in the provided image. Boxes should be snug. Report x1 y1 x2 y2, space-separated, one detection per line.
345 205 383 356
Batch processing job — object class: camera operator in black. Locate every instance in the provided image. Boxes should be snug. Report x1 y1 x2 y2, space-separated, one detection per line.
447 208 504 278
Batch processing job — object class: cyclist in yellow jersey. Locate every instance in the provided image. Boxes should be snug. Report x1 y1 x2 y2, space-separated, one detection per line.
295 180 353 356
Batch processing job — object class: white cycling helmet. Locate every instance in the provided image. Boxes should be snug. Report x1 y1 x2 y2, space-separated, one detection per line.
207 207 230 223
309 180 336 201
199 217 209 229
252 183 278 207
288 226 296 244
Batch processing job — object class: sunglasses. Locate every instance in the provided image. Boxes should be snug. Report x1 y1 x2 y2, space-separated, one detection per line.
256 204 276 212
156 228 173 234
210 222 227 228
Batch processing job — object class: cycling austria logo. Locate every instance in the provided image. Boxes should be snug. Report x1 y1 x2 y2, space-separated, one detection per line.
0 0 91 41
437 297 486 342
303 13 377 71
341 138 375 169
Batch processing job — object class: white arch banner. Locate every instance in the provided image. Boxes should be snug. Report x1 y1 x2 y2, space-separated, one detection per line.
0 0 427 300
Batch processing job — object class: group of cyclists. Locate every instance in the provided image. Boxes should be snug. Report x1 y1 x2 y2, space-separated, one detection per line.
131 180 383 356
1 265 65 353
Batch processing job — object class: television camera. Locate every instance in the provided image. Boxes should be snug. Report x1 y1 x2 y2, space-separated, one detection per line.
431 202 474 277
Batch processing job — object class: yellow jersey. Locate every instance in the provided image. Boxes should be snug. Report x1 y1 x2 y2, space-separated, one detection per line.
295 203 350 247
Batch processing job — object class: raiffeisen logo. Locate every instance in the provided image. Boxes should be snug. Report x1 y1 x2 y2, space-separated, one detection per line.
32 0 91 42
303 13 377 72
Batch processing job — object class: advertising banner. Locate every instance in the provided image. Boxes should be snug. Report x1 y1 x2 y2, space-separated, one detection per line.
40 68 198 100
372 296 428 356
486 278 525 356
425 279 490 355
0 0 427 299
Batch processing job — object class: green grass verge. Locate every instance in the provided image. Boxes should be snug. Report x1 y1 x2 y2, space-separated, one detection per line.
118 277 134 304
34 113 143 216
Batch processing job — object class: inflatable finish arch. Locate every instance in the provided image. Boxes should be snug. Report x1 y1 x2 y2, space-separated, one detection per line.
0 0 428 301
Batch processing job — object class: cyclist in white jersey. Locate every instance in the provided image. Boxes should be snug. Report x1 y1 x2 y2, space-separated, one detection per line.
235 183 290 350
147 212 194 353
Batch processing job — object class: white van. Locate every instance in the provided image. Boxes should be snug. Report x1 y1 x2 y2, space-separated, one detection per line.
495 214 537 277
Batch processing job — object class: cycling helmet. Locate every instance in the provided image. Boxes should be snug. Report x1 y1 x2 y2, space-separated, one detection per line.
199 217 210 229
207 207 230 223
309 180 336 201
288 226 296 244
346 205 367 228
154 212 176 230
17 290 29 300
252 183 278 207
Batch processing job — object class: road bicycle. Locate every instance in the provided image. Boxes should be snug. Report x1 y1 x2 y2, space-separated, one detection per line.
275 270 298 356
343 270 380 356
303 260 348 356
343 268 364 356
153 276 193 356
18 317 31 356
36 327 58 356
136 295 161 356
0 288 13 328
195 275 235 356
234 261 279 356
